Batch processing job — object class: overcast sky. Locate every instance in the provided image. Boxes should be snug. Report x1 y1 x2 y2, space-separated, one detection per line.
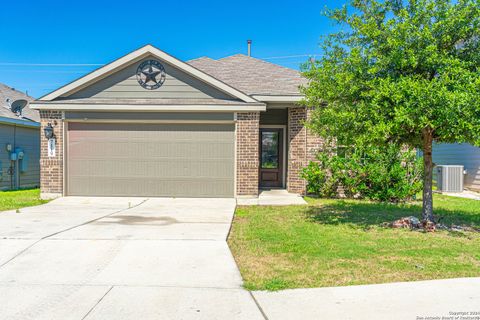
0 0 342 98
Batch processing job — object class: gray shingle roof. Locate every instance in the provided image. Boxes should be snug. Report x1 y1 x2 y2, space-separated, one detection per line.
0 83 39 122
188 54 306 96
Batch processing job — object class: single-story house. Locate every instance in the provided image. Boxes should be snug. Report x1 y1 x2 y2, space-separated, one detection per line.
433 143 480 192
31 45 323 199
0 83 40 190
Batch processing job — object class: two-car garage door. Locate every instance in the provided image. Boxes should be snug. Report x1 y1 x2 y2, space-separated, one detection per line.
66 122 235 197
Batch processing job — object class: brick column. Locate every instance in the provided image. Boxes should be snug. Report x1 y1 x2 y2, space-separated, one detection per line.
306 107 324 162
39 110 63 199
236 112 259 196
287 107 307 194
287 107 323 195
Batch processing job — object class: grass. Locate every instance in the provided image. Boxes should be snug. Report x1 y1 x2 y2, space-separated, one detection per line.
0 188 49 212
228 194 480 291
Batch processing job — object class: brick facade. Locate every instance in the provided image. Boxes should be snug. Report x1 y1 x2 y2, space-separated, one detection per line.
287 107 323 195
37 108 320 198
236 112 260 196
39 110 63 198
306 107 324 163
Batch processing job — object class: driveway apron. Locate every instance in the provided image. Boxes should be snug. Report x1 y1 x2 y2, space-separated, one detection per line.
0 197 264 320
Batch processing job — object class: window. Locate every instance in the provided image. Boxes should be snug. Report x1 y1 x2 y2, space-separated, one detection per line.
261 131 279 169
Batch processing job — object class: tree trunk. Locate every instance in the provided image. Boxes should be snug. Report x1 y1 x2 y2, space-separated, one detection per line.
422 128 434 222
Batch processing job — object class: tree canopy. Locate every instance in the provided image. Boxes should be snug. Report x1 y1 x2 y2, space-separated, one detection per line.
302 0 480 220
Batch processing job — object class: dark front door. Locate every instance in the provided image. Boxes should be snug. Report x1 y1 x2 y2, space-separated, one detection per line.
259 128 283 188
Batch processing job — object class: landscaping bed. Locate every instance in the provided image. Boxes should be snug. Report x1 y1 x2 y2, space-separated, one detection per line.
0 189 49 212
228 194 480 291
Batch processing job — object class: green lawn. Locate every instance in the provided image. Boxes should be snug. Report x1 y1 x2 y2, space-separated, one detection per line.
0 189 49 212
228 194 480 291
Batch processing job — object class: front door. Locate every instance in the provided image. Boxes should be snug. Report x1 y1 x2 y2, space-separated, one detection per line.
259 128 283 188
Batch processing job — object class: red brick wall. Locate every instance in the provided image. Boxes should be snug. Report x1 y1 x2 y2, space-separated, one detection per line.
287 107 323 195
236 112 259 196
39 110 63 196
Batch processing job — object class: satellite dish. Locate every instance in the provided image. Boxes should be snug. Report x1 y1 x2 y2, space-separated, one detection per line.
10 99 28 116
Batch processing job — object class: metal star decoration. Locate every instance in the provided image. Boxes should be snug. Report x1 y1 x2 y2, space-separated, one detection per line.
136 60 166 90
142 65 161 84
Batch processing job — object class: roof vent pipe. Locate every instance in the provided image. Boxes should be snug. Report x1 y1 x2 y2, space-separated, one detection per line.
247 40 252 57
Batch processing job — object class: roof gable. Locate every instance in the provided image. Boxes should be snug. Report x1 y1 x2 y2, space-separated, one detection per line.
39 45 257 103
65 55 236 100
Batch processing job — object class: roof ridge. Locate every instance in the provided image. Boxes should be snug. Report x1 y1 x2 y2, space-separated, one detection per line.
0 82 33 99
217 53 246 61
218 54 302 74
186 56 216 63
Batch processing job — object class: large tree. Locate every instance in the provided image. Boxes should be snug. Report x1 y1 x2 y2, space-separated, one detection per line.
303 0 480 222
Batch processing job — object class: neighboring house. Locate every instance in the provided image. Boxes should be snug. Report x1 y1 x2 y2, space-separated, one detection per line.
0 83 40 190
31 44 323 199
433 143 480 192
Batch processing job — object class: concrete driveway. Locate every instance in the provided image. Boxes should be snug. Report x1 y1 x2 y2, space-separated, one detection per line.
0 197 265 320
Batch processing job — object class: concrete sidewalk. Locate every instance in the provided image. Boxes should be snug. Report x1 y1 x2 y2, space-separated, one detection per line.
439 190 480 200
253 277 480 320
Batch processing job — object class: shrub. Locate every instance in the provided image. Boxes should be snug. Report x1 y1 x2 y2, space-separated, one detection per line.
301 144 423 202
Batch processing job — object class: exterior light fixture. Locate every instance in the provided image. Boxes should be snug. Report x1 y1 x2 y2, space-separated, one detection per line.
44 123 55 139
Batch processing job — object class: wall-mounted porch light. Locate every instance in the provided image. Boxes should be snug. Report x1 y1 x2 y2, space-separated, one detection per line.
44 123 55 139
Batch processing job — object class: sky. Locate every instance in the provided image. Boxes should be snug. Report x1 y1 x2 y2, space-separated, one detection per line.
0 0 342 98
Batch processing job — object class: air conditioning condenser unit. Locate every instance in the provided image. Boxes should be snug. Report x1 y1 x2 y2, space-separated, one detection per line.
436 165 464 193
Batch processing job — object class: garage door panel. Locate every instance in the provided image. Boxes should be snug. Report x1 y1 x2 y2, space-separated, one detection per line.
68 159 234 178
69 141 234 159
68 177 233 197
68 123 232 139
67 123 235 197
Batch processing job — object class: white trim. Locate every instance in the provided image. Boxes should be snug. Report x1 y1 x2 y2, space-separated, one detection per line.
64 119 235 124
259 125 287 188
30 103 266 112
63 118 67 197
252 95 303 103
234 112 238 197
0 116 40 128
39 45 257 103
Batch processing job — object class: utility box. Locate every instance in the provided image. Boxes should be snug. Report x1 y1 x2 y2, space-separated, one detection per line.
436 165 464 193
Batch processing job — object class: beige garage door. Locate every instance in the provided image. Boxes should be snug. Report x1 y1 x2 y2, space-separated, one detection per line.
67 122 235 197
